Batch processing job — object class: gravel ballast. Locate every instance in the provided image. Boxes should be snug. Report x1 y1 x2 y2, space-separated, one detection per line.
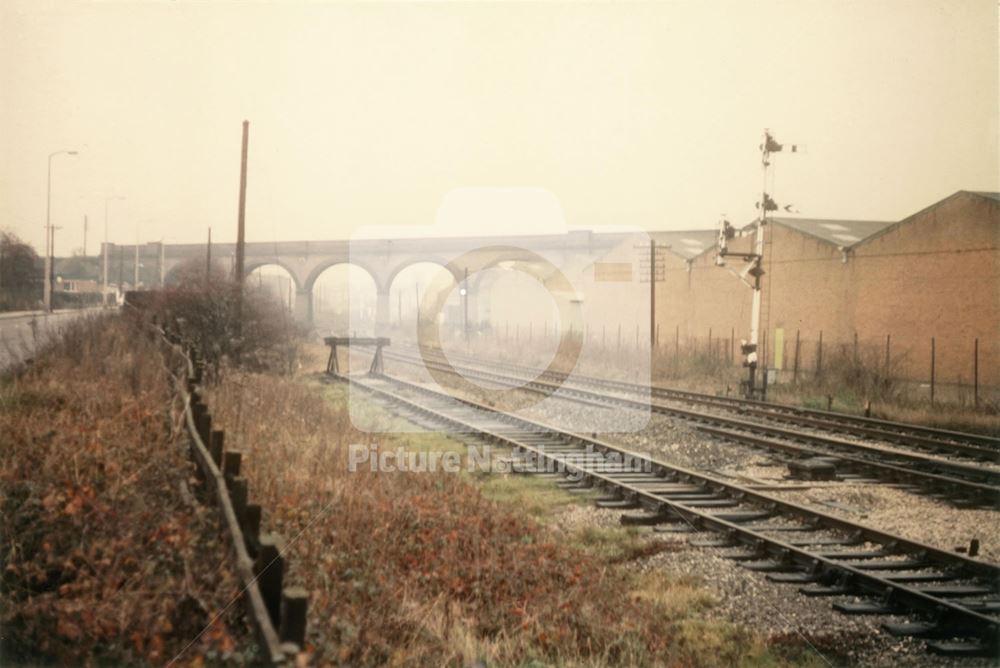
379 362 1000 665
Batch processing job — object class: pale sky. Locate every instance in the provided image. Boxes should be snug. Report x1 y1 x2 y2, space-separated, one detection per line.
2 0 997 255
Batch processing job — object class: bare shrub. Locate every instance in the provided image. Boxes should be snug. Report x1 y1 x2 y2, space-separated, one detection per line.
778 343 909 408
1 314 249 665
139 261 302 376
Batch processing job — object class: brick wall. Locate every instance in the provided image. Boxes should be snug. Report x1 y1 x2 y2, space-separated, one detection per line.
651 191 999 389
849 192 999 388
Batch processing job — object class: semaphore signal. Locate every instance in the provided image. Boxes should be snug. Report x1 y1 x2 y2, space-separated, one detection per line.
716 129 800 399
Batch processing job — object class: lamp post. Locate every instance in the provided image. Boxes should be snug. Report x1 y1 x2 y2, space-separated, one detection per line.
103 196 126 305
44 150 78 311
158 236 174 288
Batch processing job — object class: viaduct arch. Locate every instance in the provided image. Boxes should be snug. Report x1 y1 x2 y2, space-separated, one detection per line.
104 230 632 330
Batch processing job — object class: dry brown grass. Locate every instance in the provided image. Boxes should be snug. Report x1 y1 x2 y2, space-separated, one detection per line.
0 314 251 666
207 373 682 666
205 371 831 667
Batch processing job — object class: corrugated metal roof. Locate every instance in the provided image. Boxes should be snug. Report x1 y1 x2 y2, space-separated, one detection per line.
762 217 894 248
649 230 719 259
651 190 993 261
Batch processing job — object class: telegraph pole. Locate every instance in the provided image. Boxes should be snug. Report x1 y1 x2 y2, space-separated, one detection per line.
649 238 656 348
635 238 661 348
234 121 250 341
44 150 77 311
83 215 88 257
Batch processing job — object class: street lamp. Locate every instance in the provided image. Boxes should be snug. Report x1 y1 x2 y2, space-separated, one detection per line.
44 150 78 311
103 196 126 304
158 236 175 288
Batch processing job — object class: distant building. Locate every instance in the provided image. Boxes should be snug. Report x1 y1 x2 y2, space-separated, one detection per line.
644 190 998 389
56 278 100 293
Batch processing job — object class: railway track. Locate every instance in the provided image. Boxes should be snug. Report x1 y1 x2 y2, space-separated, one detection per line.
392 343 1000 458
335 370 1000 657
381 348 1000 507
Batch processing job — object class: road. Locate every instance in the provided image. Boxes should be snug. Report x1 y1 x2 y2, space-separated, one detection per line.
0 308 109 372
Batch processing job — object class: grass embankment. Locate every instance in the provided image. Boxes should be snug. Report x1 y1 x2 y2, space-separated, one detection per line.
1 315 250 666
206 370 832 667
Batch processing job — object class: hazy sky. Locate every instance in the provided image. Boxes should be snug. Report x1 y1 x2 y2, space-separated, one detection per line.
2 0 997 254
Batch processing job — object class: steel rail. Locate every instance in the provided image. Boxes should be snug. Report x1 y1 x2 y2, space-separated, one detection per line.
384 350 1000 504
339 371 1000 656
392 344 1000 455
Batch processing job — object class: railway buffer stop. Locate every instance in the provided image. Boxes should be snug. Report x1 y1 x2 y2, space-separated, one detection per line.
324 336 390 376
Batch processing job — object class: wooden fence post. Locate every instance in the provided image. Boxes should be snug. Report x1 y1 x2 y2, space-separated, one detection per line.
280 587 309 647
244 504 262 555
255 534 286 626
229 477 248 528
196 407 211 445
223 450 242 481
210 430 225 467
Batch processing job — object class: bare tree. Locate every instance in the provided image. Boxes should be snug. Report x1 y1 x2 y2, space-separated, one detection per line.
0 231 42 311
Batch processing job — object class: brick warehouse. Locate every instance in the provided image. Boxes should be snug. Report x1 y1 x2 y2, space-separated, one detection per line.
641 190 999 393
